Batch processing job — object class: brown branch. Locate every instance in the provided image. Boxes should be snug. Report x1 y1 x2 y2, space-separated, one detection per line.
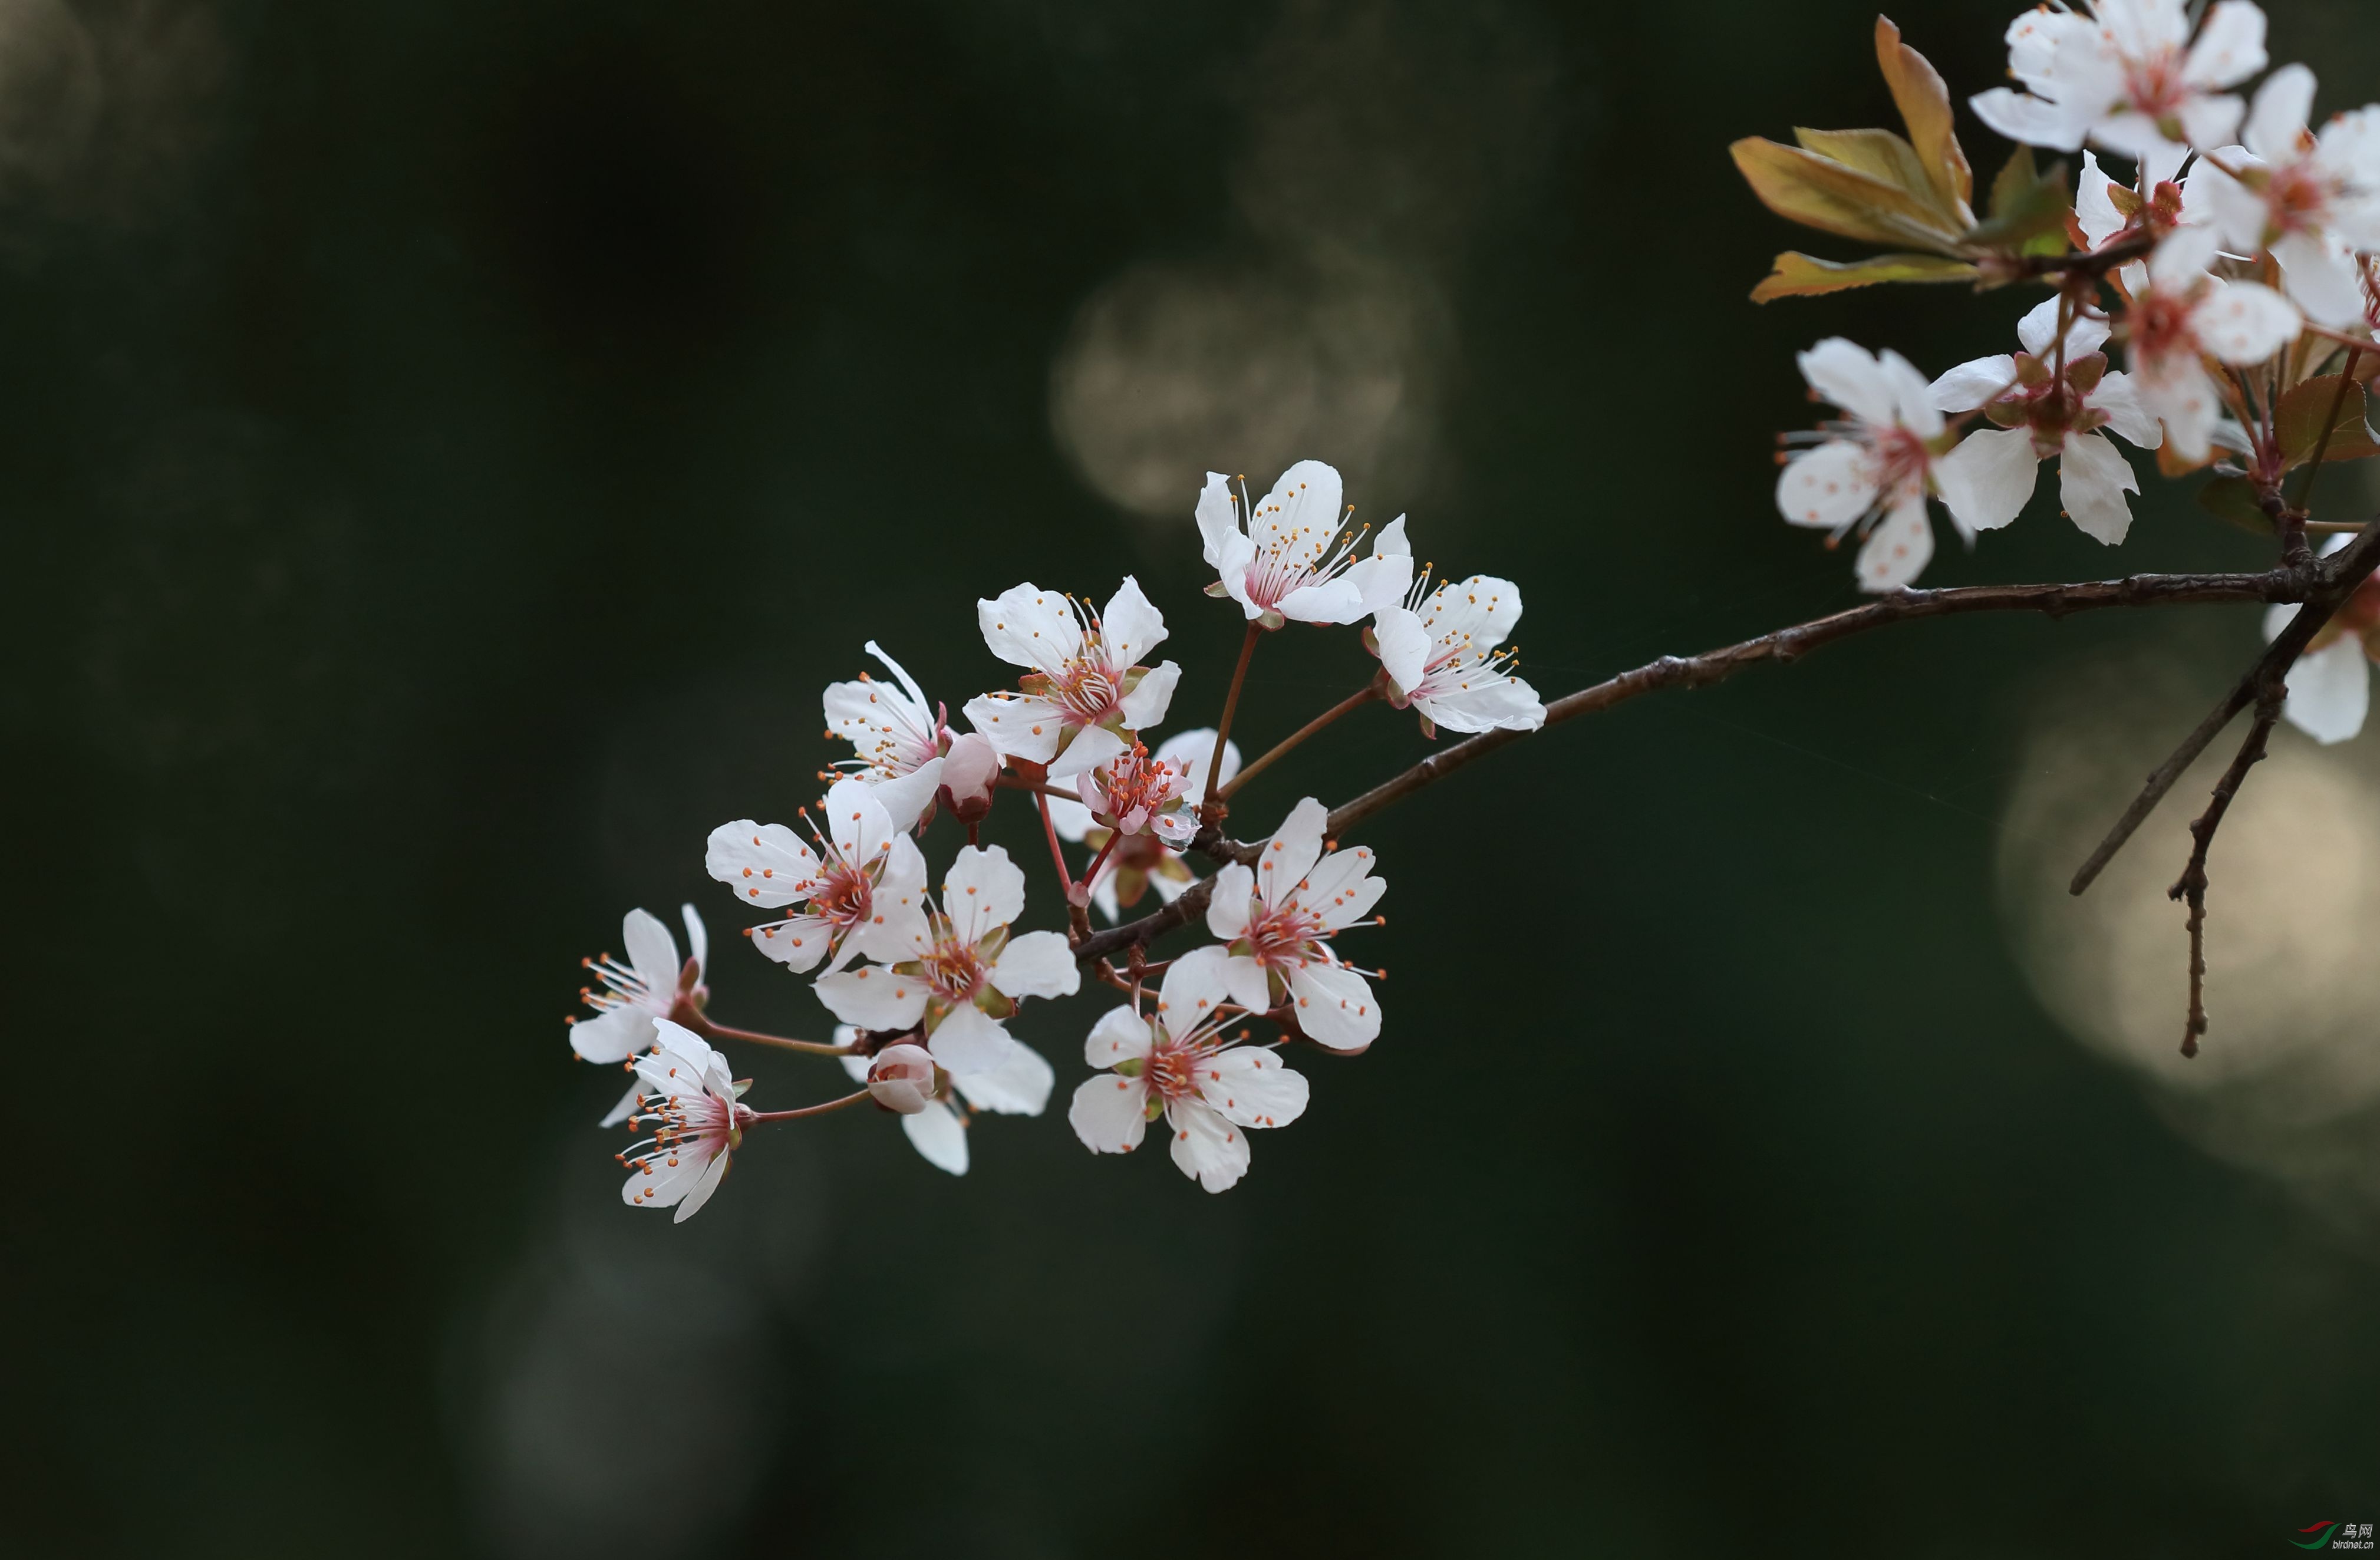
2010 231 2154 280
2166 676 2285 1057
1073 566 2322 967
2070 519 2380 895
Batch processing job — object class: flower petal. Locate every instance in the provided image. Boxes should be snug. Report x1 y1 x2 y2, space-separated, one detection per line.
901 1103 970 1175
812 964 929 1030
942 843 1027 944
1775 439 1878 530
1196 1046 1310 1130
1205 861 1256 941
1285 958 1380 1051
1255 798 1327 913
964 691 1066 763
1068 1070 1150 1155
978 583 1082 675
1118 659 1181 730
952 1040 1054 1116
2282 635 2370 744
1934 426 2040 535
1101 575 1169 666
571 1006 654 1065
623 908 682 998
1854 498 1934 592
2058 430 2140 545
925 1001 1018 1076
1165 1097 1251 1192
990 928 1081 1002
1930 355 2020 415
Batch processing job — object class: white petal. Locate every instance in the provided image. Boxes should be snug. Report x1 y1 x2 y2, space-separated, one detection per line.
1153 728 1239 792
1218 952 1272 1015
1929 356 2019 415
2087 371 2164 448
1069 1071 1150 1155
1776 439 1881 532
750 913 836 972
705 822 820 911
1165 1097 1251 1193
990 929 1081 1002
2018 295 2110 359
2283 635 2370 744
1205 862 1256 941
812 964 929 1031
1196 1047 1310 1130
850 899 933 968
571 1007 653 1065
1371 603 1433 692
1413 676 1547 735
1854 499 1934 592
1100 575 1169 666
2193 278 2301 364
2058 430 2141 545
598 1080 644 1127
1971 87 2088 153
1247 459 1344 560
1255 798 1328 913
964 691 1066 763
2137 364 2223 463
1085 1004 1156 1068
1285 959 1381 1051
1287 842 1385 932
925 1001 1018 1076
1118 659 1180 730
869 757 944 835
1194 471 1243 567
2244 62 2314 162
2151 222 2223 285
977 583 1082 675
1796 338 1899 426
2183 2 2266 88
1046 721 1129 783
2076 150 2129 249
952 1040 1054 1116
671 1148 733 1223
901 1104 970 1175
2273 232 2371 329
941 843 1026 945
1877 350 1945 437
1275 576 1367 625
622 908 682 999
1157 944 1241 1041
1934 427 2041 535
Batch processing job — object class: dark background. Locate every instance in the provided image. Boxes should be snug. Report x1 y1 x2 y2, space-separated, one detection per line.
8 1 2378 1554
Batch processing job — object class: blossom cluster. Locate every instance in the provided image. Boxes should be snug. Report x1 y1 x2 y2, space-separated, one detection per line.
567 462 1544 1215
1753 3 2380 743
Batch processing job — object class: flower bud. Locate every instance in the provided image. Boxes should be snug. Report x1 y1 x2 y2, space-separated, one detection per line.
937 733 1003 824
866 1043 938 1114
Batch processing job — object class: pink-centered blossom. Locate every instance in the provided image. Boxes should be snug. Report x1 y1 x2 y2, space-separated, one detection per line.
2188 67 2380 328
1929 297 2164 545
965 578 1180 782
617 1020 746 1223
704 779 929 977
1195 460 1413 629
1775 339 1992 592
1206 797 1386 1052
1049 729 1240 923
1067 946 1309 1193
2117 223 2302 461
1369 565 1545 737
1971 1 2269 164
837 1023 1055 1176
812 844 1080 1076
822 642 948 833
571 903 708 1066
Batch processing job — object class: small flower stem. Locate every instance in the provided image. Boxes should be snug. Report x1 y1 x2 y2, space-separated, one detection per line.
680 1012 855 1057
1036 790 1077 899
1220 684 1380 800
1080 830 1120 889
747 1089 872 1124
1203 622 1264 820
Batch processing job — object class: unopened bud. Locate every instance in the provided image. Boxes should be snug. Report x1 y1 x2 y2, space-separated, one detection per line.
866 1043 938 1114
938 732 1003 823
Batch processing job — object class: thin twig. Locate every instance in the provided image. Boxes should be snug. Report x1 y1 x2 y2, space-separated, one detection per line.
1221 683 1380 800
1202 623 1263 822
678 1011 854 1057
2167 676 2284 1058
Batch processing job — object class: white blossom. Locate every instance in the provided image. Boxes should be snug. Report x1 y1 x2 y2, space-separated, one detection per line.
1195 460 1413 629
836 1023 1055 1176
2264 534 2380 744
1049 730 1240 922
571 903 707 1067
822 642 948 832
964 578 1181 781
812 844 1080 1076
2118 224 2302 461
1206 797 1385 1052
705 779 929 976
1067 946 1308 1193
1776 339 1996 591
617 1020 744 1223
1370 569 1544 737
1971 1 2268 164
2188 67 2380 328
1929 297 2164 545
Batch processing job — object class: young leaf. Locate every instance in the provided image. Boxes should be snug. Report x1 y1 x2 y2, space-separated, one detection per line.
1793 127 1964 229
1729 136 1968 250
2276 375 2380 471
1750 250 1978 303
1965 144 2072 250
2196 475 2273 535
1874 16 1972 219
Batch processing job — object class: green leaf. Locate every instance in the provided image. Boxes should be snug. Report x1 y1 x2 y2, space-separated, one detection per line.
1874 17 1972 218
1729 136 1968 252
2276 374 2380 471
2196 476 2274 535
1964 144 2072 251
1750 249 1979 303
1792 127 1962 227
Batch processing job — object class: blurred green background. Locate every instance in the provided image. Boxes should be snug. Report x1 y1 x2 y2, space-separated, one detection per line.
9 0 2380 1554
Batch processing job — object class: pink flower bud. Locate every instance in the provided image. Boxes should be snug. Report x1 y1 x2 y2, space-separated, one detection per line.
866 1043 939 1114
938 733 1003 824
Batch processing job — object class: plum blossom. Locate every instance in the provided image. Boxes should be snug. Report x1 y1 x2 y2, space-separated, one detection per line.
822 642 948 832
2188 67 2380 328
2118 223 2302 461
2076 145 2190 250
706 778 929 976
2264 534 2380 744
1929 296 2164 544
812 844 1080 1075
1195 460 1413 629
1369 568 1544 737
617 1020 746 1223
1067 946 1308 1193
837 1023 1055 1175
1049 729 1240 922
1207 797 1386 1052
935 731 1003 827
965 578 1181 781
1776 339 1995 592
1073 738 1198 846
1970 1 2268 163
570 903 708 1066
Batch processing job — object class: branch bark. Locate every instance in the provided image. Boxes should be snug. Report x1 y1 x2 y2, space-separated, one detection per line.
2167 676 2283 1058
1073 565 2324 967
